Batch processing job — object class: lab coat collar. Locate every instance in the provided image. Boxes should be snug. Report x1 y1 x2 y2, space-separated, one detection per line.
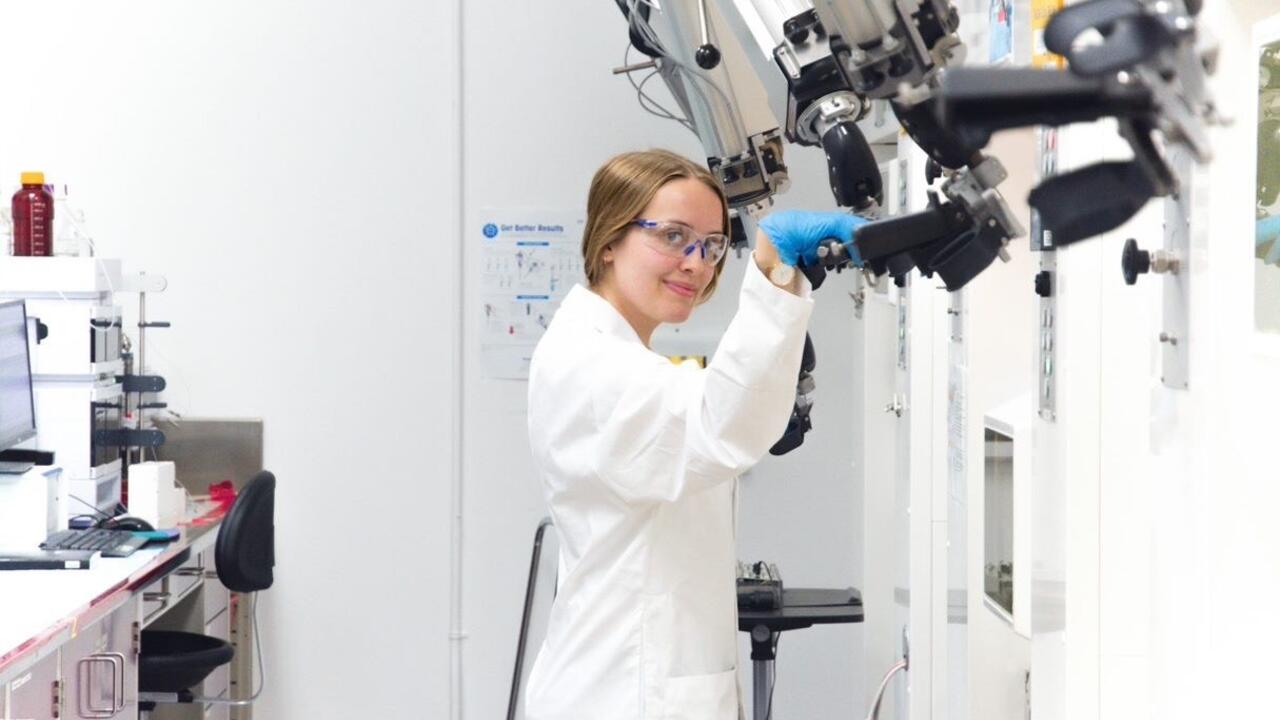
561 283 646 346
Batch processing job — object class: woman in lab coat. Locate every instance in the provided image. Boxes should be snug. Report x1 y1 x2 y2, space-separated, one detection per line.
525 149 865 720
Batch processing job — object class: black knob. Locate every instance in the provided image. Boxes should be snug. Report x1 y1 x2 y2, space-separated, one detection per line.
1121 237 1151 286
785 25 809 44
888 53 914 78
925 159 943 185
695 43 721 69
1034 270 1052 298
855 68 886 93
782 12 815 44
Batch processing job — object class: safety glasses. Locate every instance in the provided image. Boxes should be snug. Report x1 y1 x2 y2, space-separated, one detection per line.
631 219 729 265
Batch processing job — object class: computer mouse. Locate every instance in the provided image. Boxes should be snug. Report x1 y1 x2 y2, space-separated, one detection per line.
101 515 156 532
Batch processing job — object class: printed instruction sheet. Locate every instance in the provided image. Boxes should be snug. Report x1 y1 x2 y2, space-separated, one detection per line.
477 209 585 379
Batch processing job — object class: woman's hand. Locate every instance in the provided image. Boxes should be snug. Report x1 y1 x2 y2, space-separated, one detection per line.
759 210 869 267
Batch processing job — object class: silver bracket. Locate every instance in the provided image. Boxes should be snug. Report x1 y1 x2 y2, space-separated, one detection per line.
897 294 909 371
1034 128 1059 421
1160 147 1193 389
948 292 964 343
1037 253 1057 422
885 394 905 417
851 273 867 319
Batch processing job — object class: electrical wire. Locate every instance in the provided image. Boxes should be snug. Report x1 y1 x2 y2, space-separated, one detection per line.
67 493 115 521
636 69 694 131
863 659 909 720
245 593 267 701
623 0 749 147
622 43 695 133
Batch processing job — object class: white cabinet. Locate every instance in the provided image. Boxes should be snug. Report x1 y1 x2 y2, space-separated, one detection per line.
2 597 138 720
60 599 139 720
7 650 60 720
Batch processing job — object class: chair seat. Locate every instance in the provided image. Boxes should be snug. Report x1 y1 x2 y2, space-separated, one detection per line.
139 630 235 693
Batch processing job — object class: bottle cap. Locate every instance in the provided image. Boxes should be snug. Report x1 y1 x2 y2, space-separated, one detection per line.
20 171 44 185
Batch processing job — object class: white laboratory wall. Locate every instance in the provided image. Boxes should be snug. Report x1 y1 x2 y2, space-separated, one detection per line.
461 2 866 718
0 2 459 718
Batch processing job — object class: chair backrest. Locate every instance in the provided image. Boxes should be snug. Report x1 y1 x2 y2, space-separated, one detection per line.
507 517 559 720
215 470 276 593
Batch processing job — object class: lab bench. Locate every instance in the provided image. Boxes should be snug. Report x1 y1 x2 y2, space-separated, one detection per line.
0 508 252 720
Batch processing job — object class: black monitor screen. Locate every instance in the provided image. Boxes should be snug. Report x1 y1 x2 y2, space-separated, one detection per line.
0 301 35 452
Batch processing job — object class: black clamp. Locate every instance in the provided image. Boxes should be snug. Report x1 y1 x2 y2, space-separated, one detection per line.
118 375 167 394
93 428 166 449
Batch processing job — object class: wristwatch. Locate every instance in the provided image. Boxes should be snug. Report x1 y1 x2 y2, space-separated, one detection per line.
767 262 796 287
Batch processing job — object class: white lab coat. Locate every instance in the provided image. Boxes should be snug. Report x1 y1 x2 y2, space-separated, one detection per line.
524 259 813 720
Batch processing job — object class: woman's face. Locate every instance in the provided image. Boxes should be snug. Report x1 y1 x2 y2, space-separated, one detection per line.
597 178 723 344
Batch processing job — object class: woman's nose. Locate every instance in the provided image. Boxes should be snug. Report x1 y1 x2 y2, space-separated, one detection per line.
680 242 710 270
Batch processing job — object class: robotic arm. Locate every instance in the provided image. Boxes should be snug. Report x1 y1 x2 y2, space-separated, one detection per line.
610 0 1027 454
729 0 1027 290
936 0 1220 245
613 0 1026 291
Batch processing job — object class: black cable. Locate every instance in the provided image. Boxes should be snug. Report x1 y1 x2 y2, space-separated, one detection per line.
67 493 113 523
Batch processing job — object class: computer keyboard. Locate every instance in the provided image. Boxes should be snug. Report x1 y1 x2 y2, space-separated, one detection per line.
41 528 149 558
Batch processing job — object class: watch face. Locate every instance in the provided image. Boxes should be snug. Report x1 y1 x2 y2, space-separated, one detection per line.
769 263 796 286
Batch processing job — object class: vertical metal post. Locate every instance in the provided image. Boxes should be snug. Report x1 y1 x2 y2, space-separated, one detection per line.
135 277 147 465
752 657 772 720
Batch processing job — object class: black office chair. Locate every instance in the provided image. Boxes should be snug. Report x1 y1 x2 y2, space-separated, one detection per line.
138 470 275 715
507 517 558 720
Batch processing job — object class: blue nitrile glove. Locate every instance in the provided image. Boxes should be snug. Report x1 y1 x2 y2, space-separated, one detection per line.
1258 214 1280 266
759 209 870 267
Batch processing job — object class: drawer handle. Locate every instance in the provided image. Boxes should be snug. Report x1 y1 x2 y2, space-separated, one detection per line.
77 653 124 717
104 652 127 712
143 591 171 602
174 567 206 577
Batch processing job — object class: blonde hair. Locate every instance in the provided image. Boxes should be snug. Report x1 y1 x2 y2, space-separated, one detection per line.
582 149 730 301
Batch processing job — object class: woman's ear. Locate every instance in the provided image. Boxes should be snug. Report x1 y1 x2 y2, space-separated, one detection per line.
601 241 616 264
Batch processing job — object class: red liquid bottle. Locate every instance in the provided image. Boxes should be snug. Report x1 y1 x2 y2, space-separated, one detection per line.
12 171 53 256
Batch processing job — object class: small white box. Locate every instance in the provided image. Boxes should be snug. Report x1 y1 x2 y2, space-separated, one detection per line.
0 256 122 295
0 466 64 551
68 470 122 517
128 461 184 529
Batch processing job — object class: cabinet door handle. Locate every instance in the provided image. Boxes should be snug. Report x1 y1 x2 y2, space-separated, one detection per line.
103 652 127 712
77 654 120 718
174 566 206 577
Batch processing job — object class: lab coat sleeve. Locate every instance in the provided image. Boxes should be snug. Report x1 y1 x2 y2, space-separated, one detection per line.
590 260 815 504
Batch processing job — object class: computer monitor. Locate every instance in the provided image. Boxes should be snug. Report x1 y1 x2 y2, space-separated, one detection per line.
0 300 36 453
